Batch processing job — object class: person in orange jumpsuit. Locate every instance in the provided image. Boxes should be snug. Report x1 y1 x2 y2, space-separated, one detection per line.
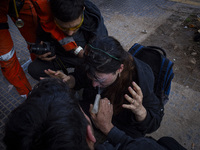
0 0 38 97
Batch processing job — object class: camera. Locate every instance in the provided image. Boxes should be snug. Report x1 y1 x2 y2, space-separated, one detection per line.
29 42 55 57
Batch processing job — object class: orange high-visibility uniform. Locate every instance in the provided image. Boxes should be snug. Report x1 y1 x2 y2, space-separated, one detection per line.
31 0 77 51
0 0 38 96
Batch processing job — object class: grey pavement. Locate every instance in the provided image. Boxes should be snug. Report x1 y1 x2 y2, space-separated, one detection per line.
0 0 200 149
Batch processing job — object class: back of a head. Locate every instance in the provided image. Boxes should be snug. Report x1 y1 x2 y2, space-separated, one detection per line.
50 0 84 22
4 78 90 150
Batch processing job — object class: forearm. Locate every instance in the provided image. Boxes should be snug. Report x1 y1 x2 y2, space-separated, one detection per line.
134 108 163 134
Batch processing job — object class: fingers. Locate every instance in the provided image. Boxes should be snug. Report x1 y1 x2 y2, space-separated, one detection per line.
122 103 136 110
127 82 143 100
40 77 46 80
37 52 56 61
44 69 56 75
124 94 132 104
123 82 143 112
90 104 96 119
132 82 143 98
99 98 112 111
37 52 51 59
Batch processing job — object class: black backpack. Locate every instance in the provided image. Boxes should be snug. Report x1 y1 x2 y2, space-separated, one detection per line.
128 43 174 105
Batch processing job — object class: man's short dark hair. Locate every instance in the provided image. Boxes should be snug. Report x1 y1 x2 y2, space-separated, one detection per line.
4 78 90 150
50 0 84 22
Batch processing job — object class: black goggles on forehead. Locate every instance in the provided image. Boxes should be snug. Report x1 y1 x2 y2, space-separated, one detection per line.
85 44 120 61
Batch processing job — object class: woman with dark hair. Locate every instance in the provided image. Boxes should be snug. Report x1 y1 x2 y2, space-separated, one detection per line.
44 36 164 139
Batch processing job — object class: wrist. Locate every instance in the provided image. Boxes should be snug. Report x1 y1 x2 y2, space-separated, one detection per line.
101 124 114 135
74 46 83 55
135 107 147 122
77 49 84 58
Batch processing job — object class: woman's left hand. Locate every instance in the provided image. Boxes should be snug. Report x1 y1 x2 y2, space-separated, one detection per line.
122 81 147 122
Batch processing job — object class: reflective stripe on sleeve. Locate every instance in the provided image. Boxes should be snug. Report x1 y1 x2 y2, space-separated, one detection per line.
58 37 74 46
0 47 15 61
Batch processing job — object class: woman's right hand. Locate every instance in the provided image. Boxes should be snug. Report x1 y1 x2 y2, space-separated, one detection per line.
90 98 114 135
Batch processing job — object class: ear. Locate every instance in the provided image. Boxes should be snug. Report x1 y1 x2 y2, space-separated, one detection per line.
118 64 124 73
86 125 96 143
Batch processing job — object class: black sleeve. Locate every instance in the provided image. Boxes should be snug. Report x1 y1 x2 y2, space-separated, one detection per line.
135 93 164 134
106 127 167 150
133 58 164 134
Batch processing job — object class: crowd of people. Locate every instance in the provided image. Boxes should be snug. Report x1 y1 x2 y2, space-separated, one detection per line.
1 0 187 149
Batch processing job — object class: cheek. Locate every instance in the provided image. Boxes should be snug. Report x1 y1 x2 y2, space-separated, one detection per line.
103 76 117 87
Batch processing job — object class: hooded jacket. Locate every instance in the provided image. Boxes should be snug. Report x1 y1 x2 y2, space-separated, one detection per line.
71 57 164 138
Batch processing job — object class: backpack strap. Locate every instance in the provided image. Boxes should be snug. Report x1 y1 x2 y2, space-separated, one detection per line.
147 46 166 56
129 43 144 56
129 43 167 57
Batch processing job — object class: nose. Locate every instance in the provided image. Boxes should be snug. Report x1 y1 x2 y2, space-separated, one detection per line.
92 81 100 88
64 30 75 36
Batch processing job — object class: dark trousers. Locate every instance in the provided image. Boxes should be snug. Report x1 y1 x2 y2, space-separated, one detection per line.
28 51 84 80
158 137 187 150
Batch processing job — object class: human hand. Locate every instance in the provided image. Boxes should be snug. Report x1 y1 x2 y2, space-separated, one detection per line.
77 49 84 58
36 52 56 61
122 82 147 122
41 69 75 88
32 41 56 61
41 69 67 80
90 98 114 135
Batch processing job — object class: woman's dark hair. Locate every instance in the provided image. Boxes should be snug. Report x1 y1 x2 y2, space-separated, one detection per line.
84 36 137 114
4 78 90 150
50 0 84 22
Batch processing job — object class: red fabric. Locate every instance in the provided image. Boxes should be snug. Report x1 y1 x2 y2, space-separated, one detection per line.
0 0 37 95
0 53 32 95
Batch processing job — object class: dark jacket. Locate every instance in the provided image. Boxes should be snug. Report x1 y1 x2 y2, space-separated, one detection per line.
71 57 164 138
95 127 186 150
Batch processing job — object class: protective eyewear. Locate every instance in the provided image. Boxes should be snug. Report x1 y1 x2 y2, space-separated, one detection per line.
54 14 84 31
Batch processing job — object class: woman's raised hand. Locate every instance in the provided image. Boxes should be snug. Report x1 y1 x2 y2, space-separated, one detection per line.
122 82 147 122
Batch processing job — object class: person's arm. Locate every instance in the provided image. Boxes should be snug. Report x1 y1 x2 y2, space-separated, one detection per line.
90 98 166 150
136 92 163 134
106 127 167 150
122 81 147 122
122 83 163 134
